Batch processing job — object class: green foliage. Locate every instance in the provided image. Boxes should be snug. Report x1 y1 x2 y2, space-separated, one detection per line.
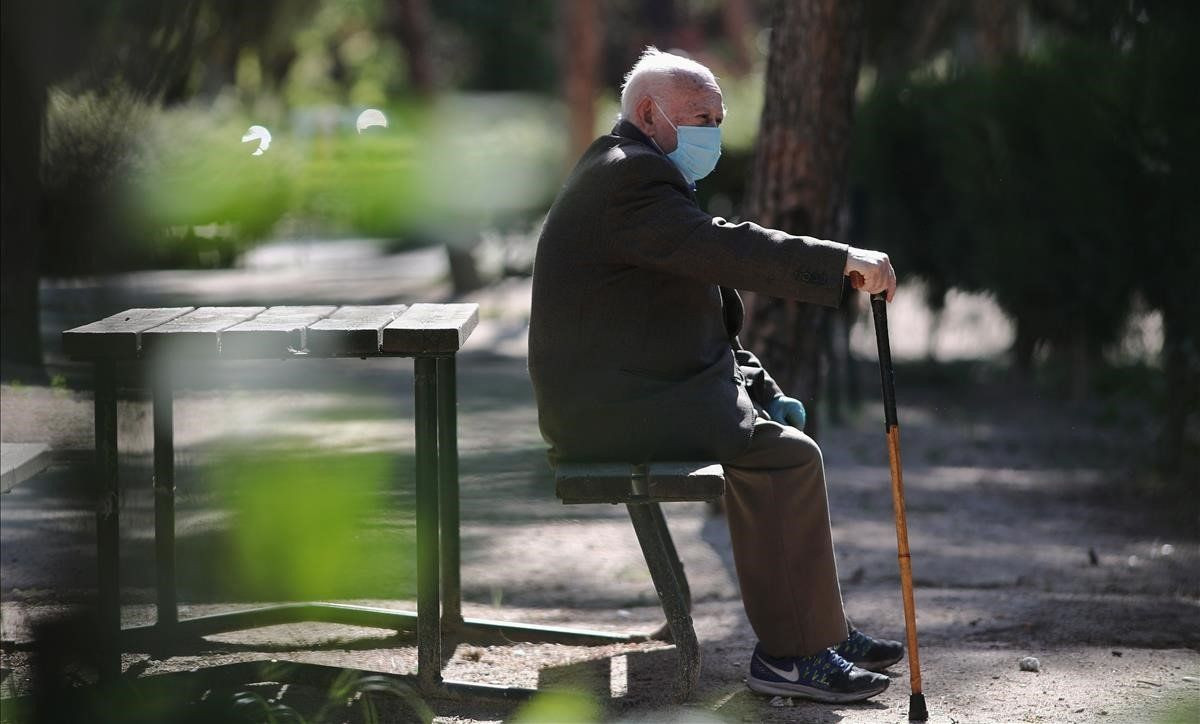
853 3 1200 479
510 689 600 724
120 101 434 257
39 87 566 273
852 35 1184 362
40 86 153 274
130 109 295 240
432 0 558 93
211 449 411 601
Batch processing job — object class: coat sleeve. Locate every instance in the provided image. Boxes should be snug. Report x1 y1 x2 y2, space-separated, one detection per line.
602 151 849 307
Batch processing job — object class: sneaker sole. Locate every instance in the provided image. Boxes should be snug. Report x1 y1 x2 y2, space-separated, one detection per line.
854 653 905 672
746 675 890 703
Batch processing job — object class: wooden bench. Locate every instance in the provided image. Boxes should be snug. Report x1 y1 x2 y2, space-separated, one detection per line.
555 461 725 702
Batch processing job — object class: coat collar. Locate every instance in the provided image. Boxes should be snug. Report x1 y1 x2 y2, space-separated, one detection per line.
611 119 697 193
612 119 663 154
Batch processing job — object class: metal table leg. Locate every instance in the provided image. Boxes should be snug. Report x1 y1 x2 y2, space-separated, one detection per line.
413 356 442 691
152 372 177 633
437 356 462 628
94 361 121 683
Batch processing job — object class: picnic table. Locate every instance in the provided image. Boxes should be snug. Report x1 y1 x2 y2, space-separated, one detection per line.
62 304 637 699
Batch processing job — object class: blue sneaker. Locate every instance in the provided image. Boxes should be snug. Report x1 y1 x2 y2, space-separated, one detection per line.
835 628 905 672
747 644 890 702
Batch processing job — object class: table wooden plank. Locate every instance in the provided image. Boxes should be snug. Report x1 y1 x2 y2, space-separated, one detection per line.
382 303 479 356
306 305 408 356
62 308 195 358
140 307 267 357
1 443 52 493
220 306 338 358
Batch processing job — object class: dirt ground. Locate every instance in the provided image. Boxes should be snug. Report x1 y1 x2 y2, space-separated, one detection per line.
1 243 1197 723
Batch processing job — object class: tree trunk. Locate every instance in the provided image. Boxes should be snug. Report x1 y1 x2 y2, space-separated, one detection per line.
388 0 487 293
563 0 602 164
1161 310 1200 484
1012 317 1038 378
1 21 47 378
721 0 755 74
971 0 1021 66
391 0 435 97
741 0 865 439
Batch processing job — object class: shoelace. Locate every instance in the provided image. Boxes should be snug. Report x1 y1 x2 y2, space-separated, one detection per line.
825 648 855 675
841 629 871 657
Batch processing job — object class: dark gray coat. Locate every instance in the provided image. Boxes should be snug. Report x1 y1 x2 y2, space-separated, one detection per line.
529 121 848 464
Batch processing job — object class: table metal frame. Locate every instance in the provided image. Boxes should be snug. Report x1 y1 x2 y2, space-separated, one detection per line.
89 351 646 699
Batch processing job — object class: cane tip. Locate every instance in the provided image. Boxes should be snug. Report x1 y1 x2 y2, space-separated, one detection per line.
908 692 929 721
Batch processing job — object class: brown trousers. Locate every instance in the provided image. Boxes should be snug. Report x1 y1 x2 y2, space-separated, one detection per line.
723 414 848 657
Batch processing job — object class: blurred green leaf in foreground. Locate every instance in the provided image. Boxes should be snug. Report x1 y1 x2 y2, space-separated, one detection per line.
211 448 411 601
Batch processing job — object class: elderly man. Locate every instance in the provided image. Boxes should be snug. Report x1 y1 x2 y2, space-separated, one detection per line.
529 47 902 703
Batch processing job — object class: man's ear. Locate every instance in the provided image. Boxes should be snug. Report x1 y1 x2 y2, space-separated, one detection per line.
637 96 655 129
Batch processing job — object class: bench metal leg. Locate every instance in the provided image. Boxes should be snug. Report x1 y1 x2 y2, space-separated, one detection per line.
437 356 462 628
644 503 693 642
414 356 442 692
152 373 178 632
94 361 121 683
627 502 700 702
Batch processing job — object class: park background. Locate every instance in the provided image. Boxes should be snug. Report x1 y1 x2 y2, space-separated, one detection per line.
1 1 1197 722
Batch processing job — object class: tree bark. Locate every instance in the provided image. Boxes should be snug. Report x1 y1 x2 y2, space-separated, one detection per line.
971 0 1021 66
390 0 435 96
721 0 755 74
1 10 48 377
1161 310 1200 484
563 0 602 164
741 0 865 439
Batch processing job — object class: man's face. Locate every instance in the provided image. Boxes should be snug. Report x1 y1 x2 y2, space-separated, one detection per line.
639 78 724 153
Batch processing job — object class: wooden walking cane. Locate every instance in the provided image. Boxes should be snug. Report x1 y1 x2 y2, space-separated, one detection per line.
869 289 928 722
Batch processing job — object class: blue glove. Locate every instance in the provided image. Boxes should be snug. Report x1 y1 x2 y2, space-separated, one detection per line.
766 395 807 431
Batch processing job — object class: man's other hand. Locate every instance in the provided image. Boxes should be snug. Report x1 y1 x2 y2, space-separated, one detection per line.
766 396 807 431
845 246 897 302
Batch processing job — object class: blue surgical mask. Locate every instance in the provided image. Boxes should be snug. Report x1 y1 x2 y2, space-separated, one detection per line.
653 99 722 184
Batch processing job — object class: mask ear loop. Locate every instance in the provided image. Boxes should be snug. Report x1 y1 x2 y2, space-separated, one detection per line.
648 98 677 155
651 98 679 133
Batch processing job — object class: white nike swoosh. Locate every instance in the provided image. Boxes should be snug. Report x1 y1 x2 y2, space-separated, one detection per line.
757 655 800 682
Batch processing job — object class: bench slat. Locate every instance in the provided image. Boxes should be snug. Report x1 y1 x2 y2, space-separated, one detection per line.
140 307 267 357
556 462 725 504
221 306 339 358
306 305 408 356
62 307 195 358
382 303 479 356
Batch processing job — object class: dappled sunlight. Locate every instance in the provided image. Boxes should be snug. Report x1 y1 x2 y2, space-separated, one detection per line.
849 283 1015 362
240 124 272 155
459 510 739 611
354 108 387 134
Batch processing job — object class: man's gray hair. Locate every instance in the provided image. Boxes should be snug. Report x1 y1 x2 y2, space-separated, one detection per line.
619 46 718 121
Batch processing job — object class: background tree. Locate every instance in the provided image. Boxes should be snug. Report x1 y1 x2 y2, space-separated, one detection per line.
1 2 202 378
563 0 603 163
740 0 865 439
0 1 310 378
851 0 1199 484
